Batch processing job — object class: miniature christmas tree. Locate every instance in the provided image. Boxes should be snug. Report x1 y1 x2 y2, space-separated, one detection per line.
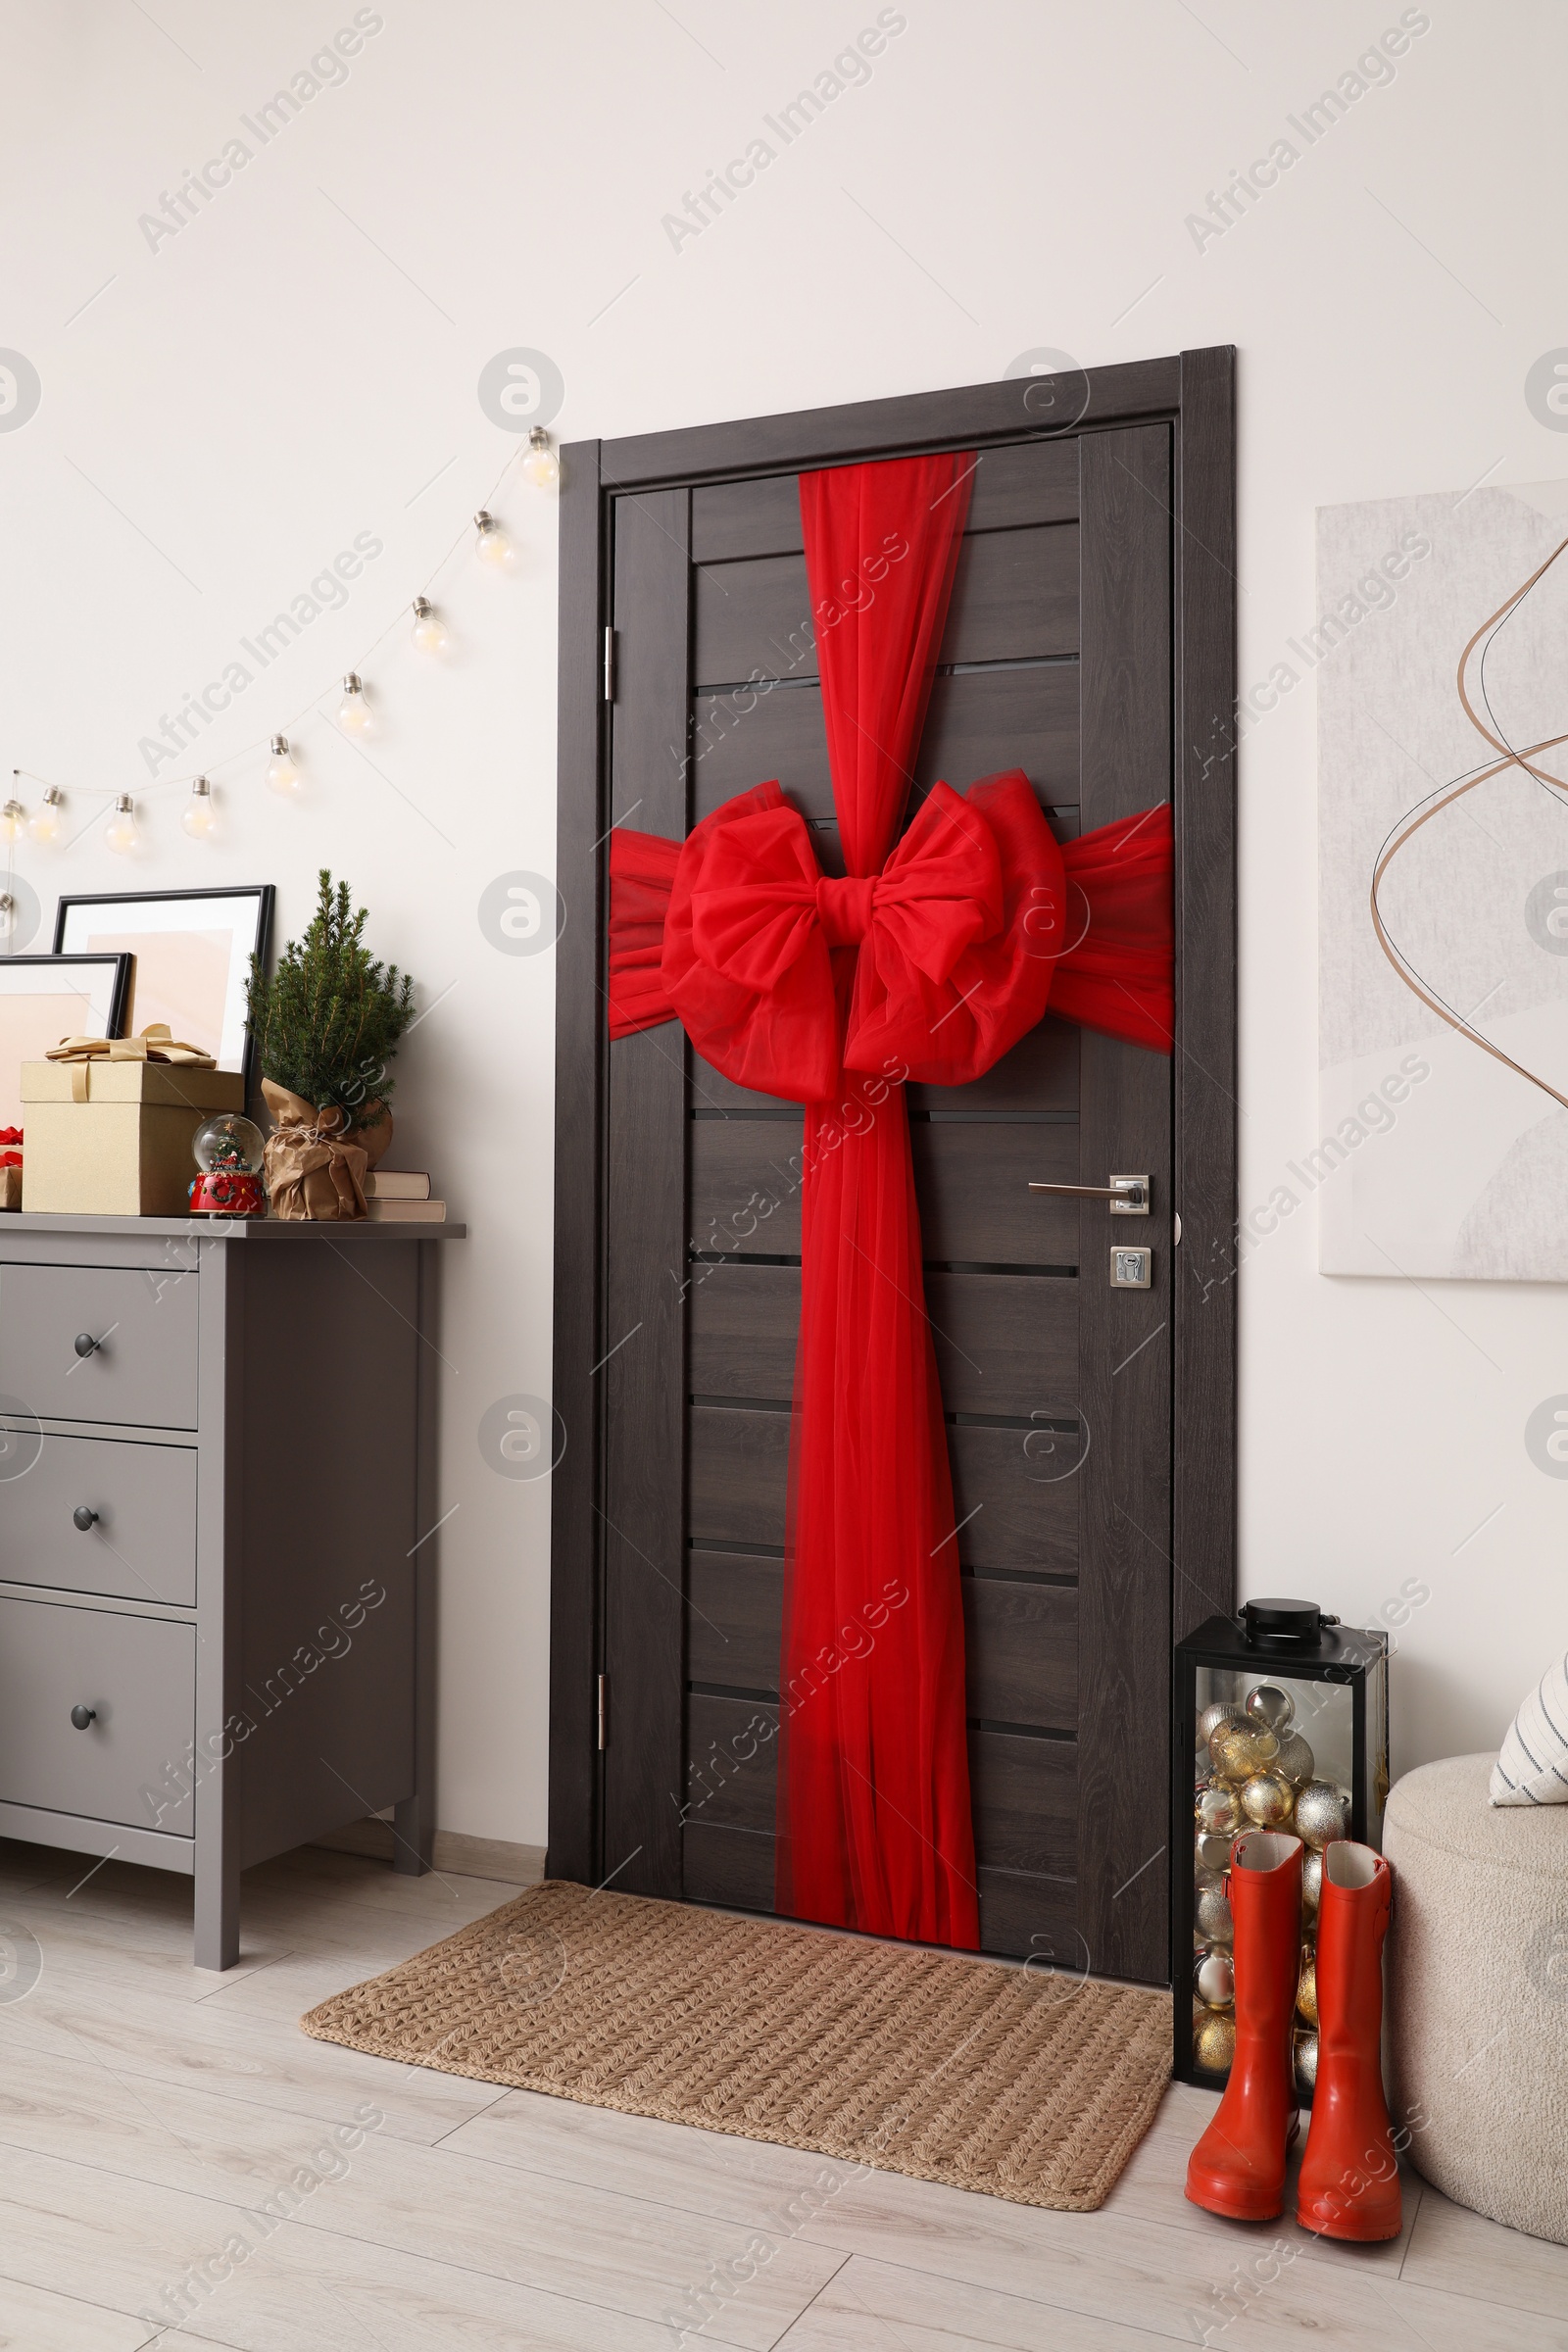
246 871 415 1134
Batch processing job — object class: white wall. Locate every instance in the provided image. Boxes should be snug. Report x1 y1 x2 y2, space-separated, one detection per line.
2 0 1559 1838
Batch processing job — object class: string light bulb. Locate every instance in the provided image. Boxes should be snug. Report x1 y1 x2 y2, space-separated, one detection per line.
181 776 216 840
266 735 301 796
29 785 63 845
337 673 371 735
105 795 138 855
411 596 449 656
520 426 561 489
0 786 25 842
473 509 512 568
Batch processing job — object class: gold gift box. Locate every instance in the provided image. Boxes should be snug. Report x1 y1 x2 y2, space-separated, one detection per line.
21 1059 246 1217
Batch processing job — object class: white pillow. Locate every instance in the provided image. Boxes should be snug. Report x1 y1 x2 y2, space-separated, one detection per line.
1490 1650 1568 1805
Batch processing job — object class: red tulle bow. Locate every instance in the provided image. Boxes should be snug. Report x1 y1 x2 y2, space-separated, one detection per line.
656 770 1074 1102
609 788 1173 1085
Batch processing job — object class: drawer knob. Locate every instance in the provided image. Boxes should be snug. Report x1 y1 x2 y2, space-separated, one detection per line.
74 1333 102 1358
70 1705 96 1731
73 1506 99 1532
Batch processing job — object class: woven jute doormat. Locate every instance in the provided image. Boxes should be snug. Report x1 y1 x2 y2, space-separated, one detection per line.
301 1880 1172 2211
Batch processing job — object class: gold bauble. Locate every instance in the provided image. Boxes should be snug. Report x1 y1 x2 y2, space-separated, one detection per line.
1240 1772 1294 1827
1195 1831 1232 1874
1301 1848 1323 1916
1246 1684 1296 1738
1294 2029 1318 2094
1297 1951 1318 2028
1211 1722 1281 1781
1194 1946 1235 2010
1194 2010 1237 2073
1275 1731 1316 1786
1196 1785 1243 1836
1195 1873 1233 1944
1198 1701 1244 1747
1294 1781 1349 1848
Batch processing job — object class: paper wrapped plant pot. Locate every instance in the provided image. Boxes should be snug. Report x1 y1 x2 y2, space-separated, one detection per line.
260 1080 370 1221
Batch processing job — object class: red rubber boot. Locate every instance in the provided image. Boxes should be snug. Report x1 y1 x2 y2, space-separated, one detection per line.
1296 1841 1401 2241
1186 1831 1302 2221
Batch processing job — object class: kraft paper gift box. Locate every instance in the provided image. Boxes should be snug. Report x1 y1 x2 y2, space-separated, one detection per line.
22 1059 246 1216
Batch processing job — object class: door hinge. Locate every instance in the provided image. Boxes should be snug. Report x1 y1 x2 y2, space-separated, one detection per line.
597 1673 609 1749
603 626 617 703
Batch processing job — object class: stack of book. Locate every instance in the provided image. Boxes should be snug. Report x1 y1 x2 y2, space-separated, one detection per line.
364 1171 447 1222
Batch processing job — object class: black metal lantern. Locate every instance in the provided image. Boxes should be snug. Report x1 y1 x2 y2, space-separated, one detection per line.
1171 1599 1390 2100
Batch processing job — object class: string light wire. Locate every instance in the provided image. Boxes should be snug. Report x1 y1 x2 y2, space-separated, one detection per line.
10 435 551 836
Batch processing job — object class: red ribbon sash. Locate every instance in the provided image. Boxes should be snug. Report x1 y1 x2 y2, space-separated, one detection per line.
607 451 1172 1945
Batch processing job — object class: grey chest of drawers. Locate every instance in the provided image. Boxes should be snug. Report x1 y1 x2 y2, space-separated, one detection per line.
0 1213 464 1969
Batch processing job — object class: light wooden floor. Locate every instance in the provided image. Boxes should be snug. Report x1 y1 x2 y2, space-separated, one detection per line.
0 1837 1560 2350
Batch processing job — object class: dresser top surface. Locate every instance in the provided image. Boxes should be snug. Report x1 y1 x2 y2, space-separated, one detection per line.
0 1214 466 1241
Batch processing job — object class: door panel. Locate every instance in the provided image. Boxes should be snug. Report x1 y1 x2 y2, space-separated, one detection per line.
688 1555 1078 1730
690 439 1079 564
690 1118 1081 1263
689 1407 1079 1572
689 1264 1079 1416
695 523 1080 686
602 425 1175 1980
691 1016 1081 1115
600 489 691 1897
686 1694 1079 1865
1073 425 1175 1979
689 1404 789 1545
918 666 1080 805
684 1820 776 1907
693 664 1081 831
681 1831 1079 1957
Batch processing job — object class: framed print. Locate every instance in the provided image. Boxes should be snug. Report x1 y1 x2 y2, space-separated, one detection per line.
0 953 132 1128
53 885 273 1077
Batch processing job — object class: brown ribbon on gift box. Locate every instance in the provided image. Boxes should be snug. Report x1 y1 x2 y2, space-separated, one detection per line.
47 1024 218 1102
260 1080 368 1222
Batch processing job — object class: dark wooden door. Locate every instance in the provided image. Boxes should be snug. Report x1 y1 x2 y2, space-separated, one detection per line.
597 422 1177 1983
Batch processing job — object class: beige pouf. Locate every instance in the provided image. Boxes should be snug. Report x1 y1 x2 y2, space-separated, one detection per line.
1385 1752 1568 2244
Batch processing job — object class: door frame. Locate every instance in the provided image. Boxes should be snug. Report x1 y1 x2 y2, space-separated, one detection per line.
548 350 1239 1936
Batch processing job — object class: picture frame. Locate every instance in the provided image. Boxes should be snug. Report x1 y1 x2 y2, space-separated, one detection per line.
0 953 133 1129
53 885 274 1079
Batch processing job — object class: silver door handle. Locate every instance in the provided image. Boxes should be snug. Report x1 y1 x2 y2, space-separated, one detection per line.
1028 1173 1150 1214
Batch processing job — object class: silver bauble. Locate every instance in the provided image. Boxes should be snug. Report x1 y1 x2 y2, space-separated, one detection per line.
1194 1945 1235 2010
1275 1730 1316 1786
1294 2029 1319 2094
1294 1781 1349 1849
1196 1784 1243 1836
1246 1684 1296 1737
1210 1721 1281 1782
1301 1847 1323 1916
1196 1831 1233 1873
1241 1771 1295 1827
1195 1872 1233 1944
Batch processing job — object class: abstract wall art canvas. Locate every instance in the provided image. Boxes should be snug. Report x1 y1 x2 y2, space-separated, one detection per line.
1318 478 1568 1280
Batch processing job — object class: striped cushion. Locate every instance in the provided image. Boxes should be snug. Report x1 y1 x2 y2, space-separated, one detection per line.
1491 1651 1568 1805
